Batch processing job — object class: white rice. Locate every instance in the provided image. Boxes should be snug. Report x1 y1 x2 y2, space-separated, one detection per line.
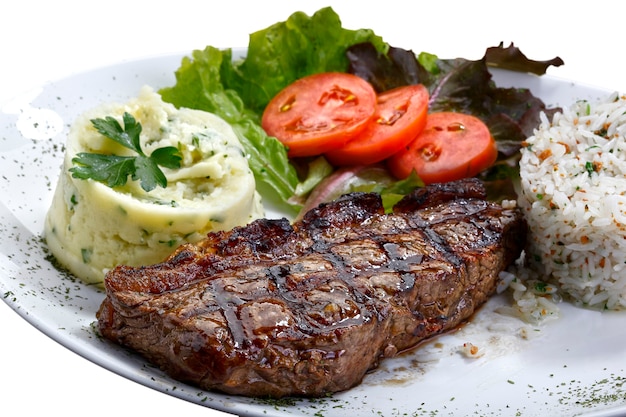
517 91 626 311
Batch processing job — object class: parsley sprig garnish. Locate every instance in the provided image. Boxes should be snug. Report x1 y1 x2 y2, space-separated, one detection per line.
70 112 182 192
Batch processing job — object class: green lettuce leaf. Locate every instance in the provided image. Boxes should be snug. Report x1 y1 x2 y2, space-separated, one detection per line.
160 6 563 207
159 47 300 205
159 7 387 208
222 7 386 113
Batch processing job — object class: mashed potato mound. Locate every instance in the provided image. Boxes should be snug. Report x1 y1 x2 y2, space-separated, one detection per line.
45 86 264 284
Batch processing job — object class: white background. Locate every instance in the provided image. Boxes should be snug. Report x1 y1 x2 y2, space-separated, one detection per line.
1 1 625 416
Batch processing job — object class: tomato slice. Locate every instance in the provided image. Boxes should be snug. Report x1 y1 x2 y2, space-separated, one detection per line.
387 112 497 183
325 84 429 166
261 72 377 158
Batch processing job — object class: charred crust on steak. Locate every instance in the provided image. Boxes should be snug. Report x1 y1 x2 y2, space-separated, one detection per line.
97 178 527 398
393 177 487 213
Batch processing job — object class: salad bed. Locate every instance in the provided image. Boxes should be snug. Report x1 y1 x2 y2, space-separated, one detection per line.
158 6 564 214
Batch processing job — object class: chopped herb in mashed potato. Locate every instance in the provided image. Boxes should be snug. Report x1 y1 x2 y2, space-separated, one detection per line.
45 86 264 284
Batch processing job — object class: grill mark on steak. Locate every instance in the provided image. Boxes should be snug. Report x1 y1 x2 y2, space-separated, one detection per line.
97 178 527 398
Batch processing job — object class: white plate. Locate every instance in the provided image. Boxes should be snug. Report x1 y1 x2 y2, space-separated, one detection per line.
1 52 626 417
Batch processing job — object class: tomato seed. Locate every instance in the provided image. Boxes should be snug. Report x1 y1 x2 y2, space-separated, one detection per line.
418 143 440 161
280 95 296 112
319 86 358 106
447 122 465 132
377 105 407 126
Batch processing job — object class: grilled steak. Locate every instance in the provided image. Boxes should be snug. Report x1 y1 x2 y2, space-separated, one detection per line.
97 178 527 398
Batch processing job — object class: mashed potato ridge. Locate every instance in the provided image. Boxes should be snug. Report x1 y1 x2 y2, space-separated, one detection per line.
45 86 264 284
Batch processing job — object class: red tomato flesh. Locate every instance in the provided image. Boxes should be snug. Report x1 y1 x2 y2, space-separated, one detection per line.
388 111 497 184
325 84 429 166
261 72 377 158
